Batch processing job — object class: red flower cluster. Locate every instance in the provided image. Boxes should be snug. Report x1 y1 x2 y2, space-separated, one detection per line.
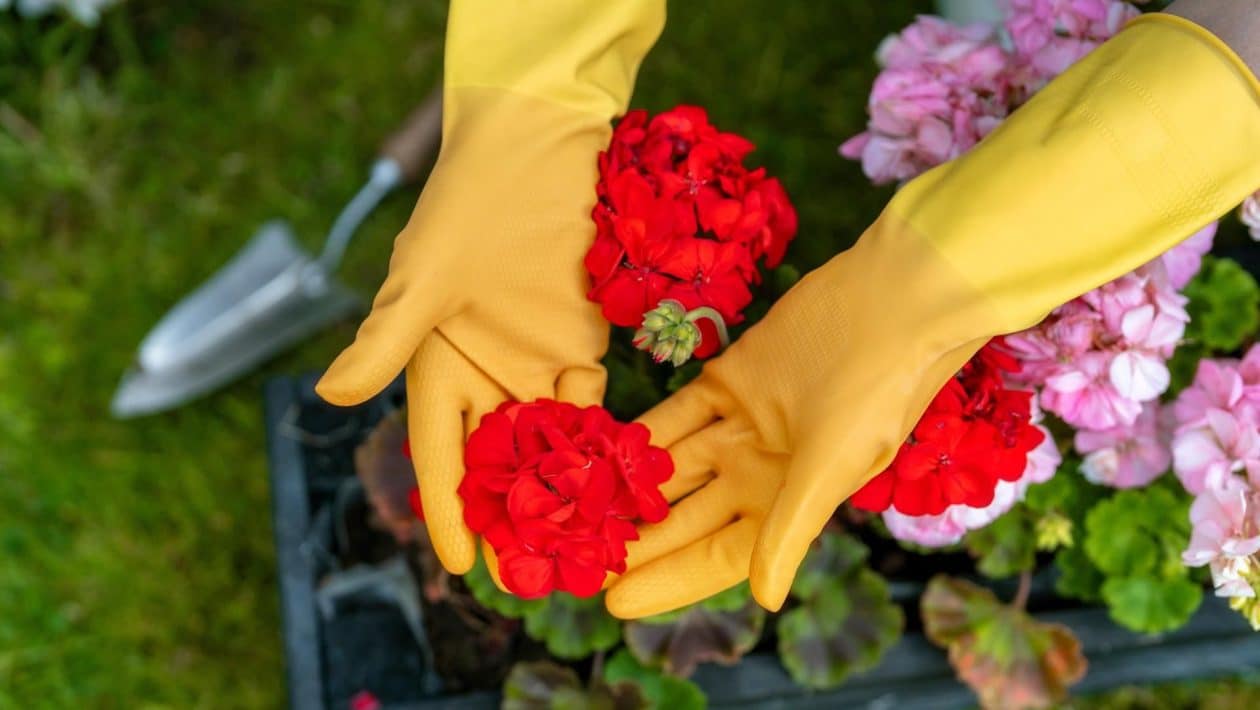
585 106 798 358
459 400 673 599
851 340 1045 516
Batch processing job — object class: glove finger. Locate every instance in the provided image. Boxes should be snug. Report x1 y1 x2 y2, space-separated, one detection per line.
605 517 758 619
407 337 478 575
659 418 743 501
749 336 991 612
636 377 720 449
622 476 736 572
316 242 457 406
554 365 608 408
481 540 512 594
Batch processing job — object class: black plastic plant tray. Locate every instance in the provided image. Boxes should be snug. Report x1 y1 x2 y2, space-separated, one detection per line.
266 373 1260 710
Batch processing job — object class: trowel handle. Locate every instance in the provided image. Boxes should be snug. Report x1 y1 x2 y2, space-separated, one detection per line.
379 83 444 183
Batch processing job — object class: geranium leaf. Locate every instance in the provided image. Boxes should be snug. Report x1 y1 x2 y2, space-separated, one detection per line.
463 556 546 620
604 649 707 710
789 530 868 600
1100 576 1202 634
1167 342 1207 398
353 409 418 543
604 348 664 421
665 360 703 393
503 661 647 710
921 576 1086 710
777 569 902 689
1183 256 1260 353
623 591 765 677
523 592 623 660
775 531 902 688
1082 486 1189 578
964 507 1036 579
1053 545 1104 603
1023 459 1106 526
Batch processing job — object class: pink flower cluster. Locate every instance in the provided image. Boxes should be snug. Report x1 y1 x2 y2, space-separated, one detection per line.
839 16 1016 185
841 3 1144 185
1004 227 1212 432
1173 349 1260 597
883 419 1061 548
1004 0 1140 85
1073 402 1170 489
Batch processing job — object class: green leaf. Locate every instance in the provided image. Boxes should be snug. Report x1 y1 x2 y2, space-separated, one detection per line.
1101 576 1202 634
603 348 664 421
921 576 1087 710
623 592 765 677
1167 342 1208 399
964 507 1036 579
665 360 703 393
771 264 801 294
523 592 624 660
1023 458 1106 527
462 558 622 659
776 549 902 690
777 569 903 689
1053 544 1104 603
502 661 647 710
1183 256 1260 353
463 556 546 619
789 530 868 600
604 649 707 710
1083 486 1190 579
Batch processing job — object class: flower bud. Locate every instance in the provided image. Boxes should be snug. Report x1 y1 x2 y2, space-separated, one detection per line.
633 299 729 366
1231 594 1260 631
1034 511 1073 551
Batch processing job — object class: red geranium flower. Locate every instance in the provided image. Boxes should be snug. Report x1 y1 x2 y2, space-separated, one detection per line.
459 399 673 599
850 339 1046 516
585 105 798 364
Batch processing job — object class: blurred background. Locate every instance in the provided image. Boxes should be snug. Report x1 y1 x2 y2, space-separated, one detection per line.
3 0 1260 706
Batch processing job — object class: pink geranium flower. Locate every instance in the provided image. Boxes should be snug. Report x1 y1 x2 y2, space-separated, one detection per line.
1005 0 1140 84
1183 477 1260 598
1242 192 1260 242
1074 402 1169 488
1160 222 1217 290
1172 408 1260 495
1041 351 1143 430
840 15 1015 184
1173 359 1246 431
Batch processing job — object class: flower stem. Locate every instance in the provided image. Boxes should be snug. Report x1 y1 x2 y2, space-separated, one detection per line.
684 306 730 347
590 649 606 683
1012 569 1032 611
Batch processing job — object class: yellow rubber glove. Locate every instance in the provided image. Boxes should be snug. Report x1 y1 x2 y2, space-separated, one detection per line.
604 13 1260 619
316 0 665 575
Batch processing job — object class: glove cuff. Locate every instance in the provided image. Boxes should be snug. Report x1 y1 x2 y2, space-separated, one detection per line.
886 11 1260 336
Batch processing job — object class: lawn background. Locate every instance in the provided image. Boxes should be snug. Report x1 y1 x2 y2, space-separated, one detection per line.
2 1 1259 707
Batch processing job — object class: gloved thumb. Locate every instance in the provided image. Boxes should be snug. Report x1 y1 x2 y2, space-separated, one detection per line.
749 335 991 610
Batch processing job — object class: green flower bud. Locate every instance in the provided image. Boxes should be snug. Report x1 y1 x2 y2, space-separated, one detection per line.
1034 511 1073 551
633 299 731 367
1231 594 1260 631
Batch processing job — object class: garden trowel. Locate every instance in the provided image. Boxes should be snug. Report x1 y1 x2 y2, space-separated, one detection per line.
111 87 443 418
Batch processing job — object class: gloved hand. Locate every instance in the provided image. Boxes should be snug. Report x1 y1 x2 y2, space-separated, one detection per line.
316 0 665 575
604 13 1260 619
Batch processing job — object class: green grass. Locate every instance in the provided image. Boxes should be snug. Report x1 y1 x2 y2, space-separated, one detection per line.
2 1 1259 707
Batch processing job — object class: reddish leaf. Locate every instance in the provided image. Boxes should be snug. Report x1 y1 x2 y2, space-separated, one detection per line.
921 575 1086 710
623 595 765 677
354 410 419 543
